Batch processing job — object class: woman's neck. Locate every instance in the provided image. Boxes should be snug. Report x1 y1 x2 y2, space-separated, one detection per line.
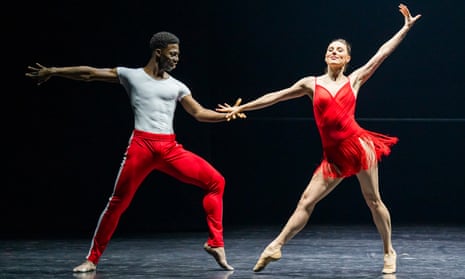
326 67 345 81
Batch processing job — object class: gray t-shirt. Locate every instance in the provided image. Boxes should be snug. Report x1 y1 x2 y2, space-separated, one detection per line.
117 67 191 134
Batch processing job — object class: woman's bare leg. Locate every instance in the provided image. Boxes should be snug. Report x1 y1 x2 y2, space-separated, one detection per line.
356 141 396 273
253 170 343 272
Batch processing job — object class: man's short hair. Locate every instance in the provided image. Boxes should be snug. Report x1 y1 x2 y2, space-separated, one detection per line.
149 31 180 51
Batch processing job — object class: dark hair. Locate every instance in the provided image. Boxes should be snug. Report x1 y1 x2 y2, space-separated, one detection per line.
149 31 180 51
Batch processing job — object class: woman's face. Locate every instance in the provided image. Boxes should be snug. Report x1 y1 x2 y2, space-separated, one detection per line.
325 41 351 68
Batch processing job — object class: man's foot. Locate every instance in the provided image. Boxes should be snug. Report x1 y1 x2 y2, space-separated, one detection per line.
382 249 397 274
253 246 282 272
203 243 234 270
73 260 97 273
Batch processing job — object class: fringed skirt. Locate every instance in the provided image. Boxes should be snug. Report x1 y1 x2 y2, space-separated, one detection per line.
316 130 398 178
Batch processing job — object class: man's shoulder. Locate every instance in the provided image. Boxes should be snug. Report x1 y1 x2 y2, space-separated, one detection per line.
117 66 142 72
168 75 187 85
167 75 191 95
117 67 144 77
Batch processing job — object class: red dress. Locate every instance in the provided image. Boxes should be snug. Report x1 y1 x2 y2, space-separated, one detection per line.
313 78 398 178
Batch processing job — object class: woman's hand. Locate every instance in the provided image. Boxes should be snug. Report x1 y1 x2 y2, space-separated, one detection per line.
399 3 421 28
216 98 247 121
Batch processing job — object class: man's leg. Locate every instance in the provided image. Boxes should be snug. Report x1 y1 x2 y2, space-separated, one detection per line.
74 135 154 272
159 142 232 270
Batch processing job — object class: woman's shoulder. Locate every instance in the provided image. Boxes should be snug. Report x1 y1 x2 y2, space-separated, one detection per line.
297 75 318 85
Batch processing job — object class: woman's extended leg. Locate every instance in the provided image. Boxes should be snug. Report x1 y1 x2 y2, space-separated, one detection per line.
253 169 343 272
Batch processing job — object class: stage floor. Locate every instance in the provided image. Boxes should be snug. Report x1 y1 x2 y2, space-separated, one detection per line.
1 225 464 279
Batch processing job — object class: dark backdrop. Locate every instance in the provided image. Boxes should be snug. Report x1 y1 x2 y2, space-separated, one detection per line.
4 0 465 237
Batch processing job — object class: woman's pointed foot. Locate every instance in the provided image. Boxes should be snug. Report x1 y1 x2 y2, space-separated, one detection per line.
253 247 282 272
382 249 397 274
203 243 234 271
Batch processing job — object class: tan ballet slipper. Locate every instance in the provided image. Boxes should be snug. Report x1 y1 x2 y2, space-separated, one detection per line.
253 247 282 272
203 243 234 270
72 260 96 273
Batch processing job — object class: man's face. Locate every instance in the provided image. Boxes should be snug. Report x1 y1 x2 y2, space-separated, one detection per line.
159 43 180 72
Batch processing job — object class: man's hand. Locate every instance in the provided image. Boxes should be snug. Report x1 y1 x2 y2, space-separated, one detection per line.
217 98 247 121
25 63 52 86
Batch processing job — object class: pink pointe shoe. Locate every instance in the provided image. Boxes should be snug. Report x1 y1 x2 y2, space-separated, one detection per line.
253 248 282 272
382 250 397 274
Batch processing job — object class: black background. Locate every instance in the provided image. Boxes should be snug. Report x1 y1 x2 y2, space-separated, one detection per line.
4 0 465 237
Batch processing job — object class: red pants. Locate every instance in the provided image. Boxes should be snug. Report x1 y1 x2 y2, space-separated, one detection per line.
86 130 226 264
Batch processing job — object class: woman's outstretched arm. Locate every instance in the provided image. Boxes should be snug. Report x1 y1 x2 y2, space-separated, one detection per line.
350 4 421 90
216 77 313 120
